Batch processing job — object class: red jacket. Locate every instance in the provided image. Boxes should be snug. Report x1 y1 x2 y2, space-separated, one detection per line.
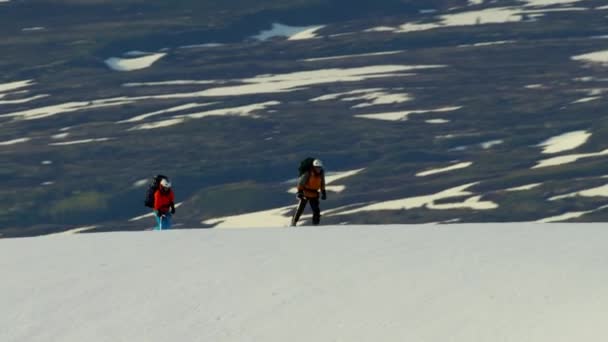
154 188 174 213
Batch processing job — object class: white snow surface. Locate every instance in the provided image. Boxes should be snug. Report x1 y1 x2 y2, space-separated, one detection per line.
0 137 30 146
506 183 543 191
523 0 583 6
533 148 608 168
549 183 608 200
310 88 412 108
105 53 166 71
572 50 608 64
389 3 585 34
252 23 324 41
0 80 33 93
416 161 473 177
301 50 404 62
48 138 112 146
3 224 608 342
122 80 217 87
0 94 49 104
335 182 498 216
355 106 462 121
536 206 608 222
537 130 591 154
572 96 601 104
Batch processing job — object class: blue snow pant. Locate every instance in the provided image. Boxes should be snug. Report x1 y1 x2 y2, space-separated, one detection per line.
154 213 172 230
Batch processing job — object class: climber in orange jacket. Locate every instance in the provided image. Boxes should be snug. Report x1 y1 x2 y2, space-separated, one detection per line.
291 159 326 226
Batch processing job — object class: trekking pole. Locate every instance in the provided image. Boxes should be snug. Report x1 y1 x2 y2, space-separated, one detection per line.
290 198 303 227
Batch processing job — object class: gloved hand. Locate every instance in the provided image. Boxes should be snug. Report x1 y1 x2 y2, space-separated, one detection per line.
321 190 327 200
296 191 305 200
170 206 176 215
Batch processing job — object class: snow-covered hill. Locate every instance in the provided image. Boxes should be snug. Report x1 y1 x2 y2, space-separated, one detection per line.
2 223 607 341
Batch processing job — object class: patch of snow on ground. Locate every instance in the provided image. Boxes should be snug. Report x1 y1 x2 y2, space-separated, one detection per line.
333 182 497 216
355 106 462 121
537 130 591 154
533 148 608 168
536 205 608 222
0 94 49 104
572 50 608 64
128 118 186 130
199 65 441 97
46 226 98 236
391 5 584 34
349 92 412 108
458 40 515 47
289 26 325 40
119 103 216 123
523 0 584 6
51 133 69 139
550 184 608 200
122 80 216 87
130 102 280 130
203 206 295 228
177 101 279 120
310 89 383 101
572 96 601 104
179 43 224 49
481 140 504 149
311 88 411 107
105 53 166 71
416 162 473 177
0 98 135 120
364 26 397 32
252 23 324 41
21 27 46 32
302 51 403 62
0 80 34 93
506 183 543 191
49 138 112 146
426 119 450 124
0 137 30 146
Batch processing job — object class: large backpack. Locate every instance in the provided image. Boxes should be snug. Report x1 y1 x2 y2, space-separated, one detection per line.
144 174 168 208
298 157 315 176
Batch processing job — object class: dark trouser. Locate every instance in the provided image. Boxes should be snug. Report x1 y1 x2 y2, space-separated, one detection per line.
291 197 321 226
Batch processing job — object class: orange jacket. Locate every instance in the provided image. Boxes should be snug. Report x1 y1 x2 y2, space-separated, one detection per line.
154 188 174 213
297 171 326 198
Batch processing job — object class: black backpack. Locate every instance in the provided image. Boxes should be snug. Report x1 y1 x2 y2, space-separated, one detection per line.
144 174 168 208
298 157 315 176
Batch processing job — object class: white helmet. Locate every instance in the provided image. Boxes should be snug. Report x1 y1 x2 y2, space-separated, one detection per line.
160 178 171 189
312 159 323 168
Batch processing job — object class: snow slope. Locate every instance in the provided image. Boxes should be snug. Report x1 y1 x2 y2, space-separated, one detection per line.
2 223 607 341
